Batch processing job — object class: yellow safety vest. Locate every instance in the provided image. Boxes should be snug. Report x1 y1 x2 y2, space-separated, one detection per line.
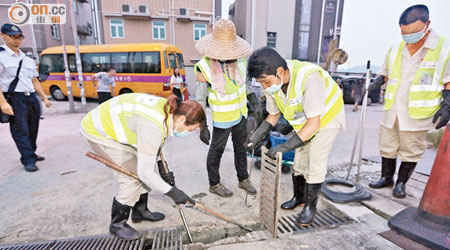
272 60 344 134
81 93 167 147
384 36 450 119
194 56 248 123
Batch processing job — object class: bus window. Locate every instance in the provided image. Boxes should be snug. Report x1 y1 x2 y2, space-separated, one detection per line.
40 54 65 73
168 53 177 69
111 52 132 73
177 53 184 69
134 52 161 73
81 53 111 73
163 51 169 69
68 54 77 72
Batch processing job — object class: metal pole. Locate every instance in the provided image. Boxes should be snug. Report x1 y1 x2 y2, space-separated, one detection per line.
333 0 340 40
316 0 326 65
28 0 39 62
58 0 75 113
69 0 87 113
251 0 256 50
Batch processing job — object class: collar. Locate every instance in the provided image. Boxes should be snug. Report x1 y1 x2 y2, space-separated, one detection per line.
274 60 294 99
1 44 25 58
422 28 439 50
167 114 174 137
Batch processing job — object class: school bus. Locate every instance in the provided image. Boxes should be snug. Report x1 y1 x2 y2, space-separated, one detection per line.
38 43 185 100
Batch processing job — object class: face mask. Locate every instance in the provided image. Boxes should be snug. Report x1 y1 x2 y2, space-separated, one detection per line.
402 25 427 44
173 122 191 138
265 74 283 94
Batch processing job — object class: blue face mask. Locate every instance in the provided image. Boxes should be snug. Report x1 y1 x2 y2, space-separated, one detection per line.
265 75 283 94
402 26 427 44
173 122 191 138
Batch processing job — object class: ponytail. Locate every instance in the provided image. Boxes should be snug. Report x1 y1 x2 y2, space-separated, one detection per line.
163 95 206 135
163 95 179 134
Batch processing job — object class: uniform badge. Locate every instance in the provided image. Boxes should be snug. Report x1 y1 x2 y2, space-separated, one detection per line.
420 72 432 85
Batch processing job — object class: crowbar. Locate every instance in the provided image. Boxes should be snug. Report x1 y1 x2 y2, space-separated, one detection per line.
86 152 252 232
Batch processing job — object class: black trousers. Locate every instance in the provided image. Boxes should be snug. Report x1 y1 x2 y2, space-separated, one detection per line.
206 117 249 186
97 92 112 104
172 88 182 105
8 93 41 165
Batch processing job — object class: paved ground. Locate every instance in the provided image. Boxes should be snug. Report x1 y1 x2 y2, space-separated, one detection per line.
0 98 434 249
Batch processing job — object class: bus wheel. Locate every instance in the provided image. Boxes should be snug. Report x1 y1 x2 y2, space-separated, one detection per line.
119 88 133 95
50 86 67 101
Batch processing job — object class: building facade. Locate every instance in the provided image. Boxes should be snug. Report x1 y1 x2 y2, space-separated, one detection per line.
229 0 344 65
96 0 222 66
0 0 96 58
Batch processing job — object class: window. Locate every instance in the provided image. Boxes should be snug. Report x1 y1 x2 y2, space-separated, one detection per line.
298 0 312 60
168 53 177 69
81 53 111 73
122 4 131 13
193 23 206 41
267 32 276 48
72 0 78 14
39 54 77 74
138 5 148 13
152 21 166 40
177 53 184 69
163 51 168 69
111 52 132 73
110 19 124 38
133 52 161 73
50 24 60 40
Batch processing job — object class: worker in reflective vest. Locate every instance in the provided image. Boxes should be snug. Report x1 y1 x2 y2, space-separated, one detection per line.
368 4 450 199
247 47 346 226
194 19 261 198
80 94 205 240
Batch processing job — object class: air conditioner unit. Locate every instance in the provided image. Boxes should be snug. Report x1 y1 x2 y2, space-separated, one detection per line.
122 4 131 13
138 5 148 14
179 8 188 16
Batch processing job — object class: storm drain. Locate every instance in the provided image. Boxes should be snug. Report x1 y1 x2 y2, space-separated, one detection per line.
277 209 348 236
148 227 183 250
0 234 144 250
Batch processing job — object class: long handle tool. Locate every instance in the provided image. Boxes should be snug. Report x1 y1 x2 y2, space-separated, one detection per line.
244 149 255 207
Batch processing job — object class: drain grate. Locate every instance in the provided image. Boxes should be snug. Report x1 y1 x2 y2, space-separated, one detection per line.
0 234 144 250
277 209 348 236
149 227 183 250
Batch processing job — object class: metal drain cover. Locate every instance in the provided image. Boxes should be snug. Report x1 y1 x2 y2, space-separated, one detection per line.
277 209 348 236
0 234 144 250
149 227 183 250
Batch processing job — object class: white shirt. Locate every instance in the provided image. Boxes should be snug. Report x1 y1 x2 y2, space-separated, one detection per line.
170 75 183 89
378 29 450 131
94 72 116 93
0 44 38 93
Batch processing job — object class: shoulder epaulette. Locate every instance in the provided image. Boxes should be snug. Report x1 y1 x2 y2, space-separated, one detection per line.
0 47 5 52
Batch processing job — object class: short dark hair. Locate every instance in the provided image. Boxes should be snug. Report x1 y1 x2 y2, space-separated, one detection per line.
399 4 429 26
247 47 287 79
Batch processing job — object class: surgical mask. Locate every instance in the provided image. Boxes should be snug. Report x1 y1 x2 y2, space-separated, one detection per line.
265 75 283 94
173 122 191 138
402 26 427 44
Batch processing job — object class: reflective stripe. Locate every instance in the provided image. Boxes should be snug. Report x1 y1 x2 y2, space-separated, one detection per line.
92 107 109 139
109 98 128 144
323 87 341 116
432 39 450 86
289 116 306 125
385 93 394 100
198 59 211 81
409 98 441 108
120 103 165 124
208 84 246 101
294 64 320 97
210 99 246 112
410 84 444 92
389 43 401 72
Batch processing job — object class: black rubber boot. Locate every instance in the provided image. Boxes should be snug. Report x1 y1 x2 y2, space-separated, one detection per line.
393 162 417 199
281 175 306 210
110 198 141 240
369 157 396 189
131 193 165 223
296 183 322 226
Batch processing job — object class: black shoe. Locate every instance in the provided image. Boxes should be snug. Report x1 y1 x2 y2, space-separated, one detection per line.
296 183 322 226
281 175 306 210
369 157 396 189
393 162 416 199
24 163 38 172
110 198 141 240
36 155 45 161
131 193 165 223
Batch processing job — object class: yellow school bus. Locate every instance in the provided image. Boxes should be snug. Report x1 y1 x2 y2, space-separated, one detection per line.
38 43 186 100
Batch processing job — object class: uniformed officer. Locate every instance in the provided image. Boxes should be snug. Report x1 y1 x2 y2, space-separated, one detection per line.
0 24 51 172
247 47 346 226
369 5 450 199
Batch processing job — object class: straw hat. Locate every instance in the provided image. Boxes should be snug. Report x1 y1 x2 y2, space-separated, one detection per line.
196 19 251 60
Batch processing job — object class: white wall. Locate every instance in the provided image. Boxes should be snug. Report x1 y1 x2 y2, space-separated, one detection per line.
266 0 296 58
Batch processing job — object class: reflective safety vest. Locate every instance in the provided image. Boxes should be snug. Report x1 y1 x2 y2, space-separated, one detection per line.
81 93 167 147
194 56 248 123
272 60 344 134
384 36 450 119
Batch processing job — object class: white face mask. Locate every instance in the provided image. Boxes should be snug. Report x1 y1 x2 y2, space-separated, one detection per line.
173 122 191 138
265 74 283 94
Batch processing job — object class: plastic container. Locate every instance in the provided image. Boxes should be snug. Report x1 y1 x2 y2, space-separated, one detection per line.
269 132 295 161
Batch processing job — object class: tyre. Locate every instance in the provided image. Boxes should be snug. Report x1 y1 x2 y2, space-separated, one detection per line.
119 88 133 95
50 86 66 101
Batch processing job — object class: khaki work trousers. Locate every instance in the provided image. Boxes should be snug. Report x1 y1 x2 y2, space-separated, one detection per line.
379 118 427 163
293 128 340 184
86 139 149 206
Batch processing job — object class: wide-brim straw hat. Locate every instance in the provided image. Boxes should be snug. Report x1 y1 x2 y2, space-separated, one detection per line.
196 19 251 60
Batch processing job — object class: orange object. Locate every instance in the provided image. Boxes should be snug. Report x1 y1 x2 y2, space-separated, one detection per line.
184 88 189 100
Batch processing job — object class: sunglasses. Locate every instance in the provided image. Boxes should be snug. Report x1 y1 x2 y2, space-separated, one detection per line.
8 34 25 40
